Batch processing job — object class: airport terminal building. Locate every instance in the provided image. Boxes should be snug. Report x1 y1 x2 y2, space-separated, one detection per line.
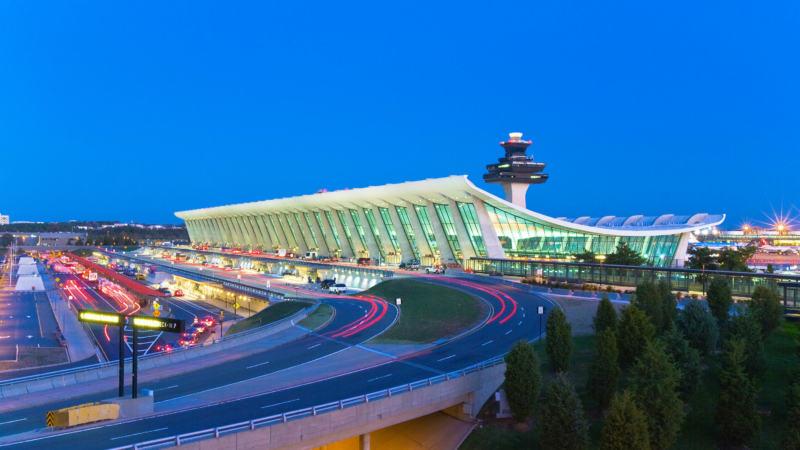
175 134 724 268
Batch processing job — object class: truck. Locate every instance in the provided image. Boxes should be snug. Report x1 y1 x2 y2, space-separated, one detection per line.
302 251 318 260
275 249 287 257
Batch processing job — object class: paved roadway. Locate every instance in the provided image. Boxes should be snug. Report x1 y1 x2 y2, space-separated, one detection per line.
0 251 554 449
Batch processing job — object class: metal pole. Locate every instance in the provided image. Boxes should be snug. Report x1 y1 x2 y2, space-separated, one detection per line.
132 326 138 399
119 322 125 397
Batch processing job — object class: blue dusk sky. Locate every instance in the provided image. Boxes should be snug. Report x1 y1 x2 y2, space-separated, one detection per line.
1 1 798 229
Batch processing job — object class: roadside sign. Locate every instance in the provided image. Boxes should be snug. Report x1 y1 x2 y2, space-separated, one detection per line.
132 316 185 333
55 278 60 282
78 310 122 325
152 310 161 317
396 298 402 305
538 306 546 315
59 283 63 287
266 281 270 289
234 303 240 309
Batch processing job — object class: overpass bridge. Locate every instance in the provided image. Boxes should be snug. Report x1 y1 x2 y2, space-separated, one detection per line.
0 251 554 450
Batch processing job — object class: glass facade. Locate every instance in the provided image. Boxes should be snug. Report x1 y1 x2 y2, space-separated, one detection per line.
284 213 303 248
324 210 344 251
336 210 357 253
305 212 322 248
483 203 679 267
363 208 386 259
235 216 250 246
246 215 265 246
433 203 462 260
457 202 487 257
413 205 440 255
379 207 402 254
259 215 276 245
267 215 282 247
349 209 370 251
395 206 421 259
276 214 297 248
292 213 311 249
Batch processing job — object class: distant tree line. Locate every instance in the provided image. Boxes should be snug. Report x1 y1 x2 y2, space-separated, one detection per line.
0 222 187 247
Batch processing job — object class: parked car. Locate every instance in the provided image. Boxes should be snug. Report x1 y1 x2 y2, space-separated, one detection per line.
399 261 420 270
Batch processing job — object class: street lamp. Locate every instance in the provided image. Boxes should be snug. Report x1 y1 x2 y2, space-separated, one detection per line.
595 255 606 290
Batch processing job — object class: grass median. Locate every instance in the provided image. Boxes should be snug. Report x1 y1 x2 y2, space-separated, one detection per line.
225 301 306 336
361 279 487 345
297 304 334 331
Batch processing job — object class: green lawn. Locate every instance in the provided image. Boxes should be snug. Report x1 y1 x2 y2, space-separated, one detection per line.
225 301 306 336
462 321 800 450
360 279 487 345
297 304 334 331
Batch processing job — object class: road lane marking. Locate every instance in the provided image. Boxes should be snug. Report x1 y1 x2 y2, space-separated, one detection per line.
505 330 512 335
437 355 455 362
523 314 526 318
0 418 26 425
154 385 178 391
367 374 392 382
481 340 493 346
247 361 270 369
261 399 300 409
308 343 321 349
518 321 522 326
110 427 169 440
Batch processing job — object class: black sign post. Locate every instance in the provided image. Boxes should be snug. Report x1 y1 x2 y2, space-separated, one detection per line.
78 309 184 398
538 306 546 339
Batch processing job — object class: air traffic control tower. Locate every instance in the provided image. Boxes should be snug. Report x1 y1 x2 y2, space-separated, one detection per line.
483 132 548 209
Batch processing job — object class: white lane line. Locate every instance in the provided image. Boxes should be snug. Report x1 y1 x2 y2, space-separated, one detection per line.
367 374 392 382
154 385 178 391
0 418 26 426
505 330 512 335
261 399 300 409
308 343 321 349
437 355 455 362
110 427 169 440
521 307 524 311
523 314 526 318
518 321 522 326
481 340 493 346
247 361 270 369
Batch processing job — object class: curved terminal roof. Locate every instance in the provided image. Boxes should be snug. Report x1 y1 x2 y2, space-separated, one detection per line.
176 175 725 237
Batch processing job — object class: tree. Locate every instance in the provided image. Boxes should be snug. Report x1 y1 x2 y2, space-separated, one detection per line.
714 339 761 447
586 328 620 410
718 246 756 272
74 238 84 246
600 391 650 450
605 242 647 266
546 307 573 373
660 328 701 397
630 342 684 450
574 250 597 263
675 300 719 355
66 238 73 246
592 294 618 334
749 285 782 339
767 263 775 274
685 246 718 271
504 340 542 422
783 376 800 450
658 281 677 332
633 280 663 333
617 305 656 370
728 309 766 379
539 376 590 450
1 233 12 248
706 278 732 324
102 235 113 245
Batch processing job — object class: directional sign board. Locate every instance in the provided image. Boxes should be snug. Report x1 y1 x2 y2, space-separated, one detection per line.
77 309 184 333
78 310 122 325
233 303 240 310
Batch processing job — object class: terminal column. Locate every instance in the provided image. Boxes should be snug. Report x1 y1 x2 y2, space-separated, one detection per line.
359 433 370 450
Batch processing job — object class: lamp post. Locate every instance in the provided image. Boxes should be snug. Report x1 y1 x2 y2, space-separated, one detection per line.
595 255 606 290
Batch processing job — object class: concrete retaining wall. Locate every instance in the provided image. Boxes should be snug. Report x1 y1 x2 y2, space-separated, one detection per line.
0 308 311 400
171 363 506 450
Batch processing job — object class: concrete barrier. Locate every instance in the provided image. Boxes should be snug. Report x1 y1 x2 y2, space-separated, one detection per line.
620 293 634 302
573 291 596 299
550 288 572 296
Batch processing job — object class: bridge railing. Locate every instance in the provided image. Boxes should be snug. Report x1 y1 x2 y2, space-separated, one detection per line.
0 300 318 388
108 352 515 450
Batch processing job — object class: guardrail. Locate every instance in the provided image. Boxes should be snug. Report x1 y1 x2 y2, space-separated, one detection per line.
0 300 318 389
109 354 508 450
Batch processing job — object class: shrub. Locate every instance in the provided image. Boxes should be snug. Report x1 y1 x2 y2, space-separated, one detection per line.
783 375 800 450
658 281 677 332
539 376 590 450
600 390 650 450
546 307 573 373
660 328 701 397
504 340 542 422
706 278 732 324
728 309 766 379
592 295 618 334
630 342 684 450
749 285 782 339
586 328 620 410
617 305 656 370
714 339 761 447
633 280 663 332
675 300 719 356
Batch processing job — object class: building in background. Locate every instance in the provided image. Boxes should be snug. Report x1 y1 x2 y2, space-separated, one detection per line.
175 134 725 267
0 214 8 225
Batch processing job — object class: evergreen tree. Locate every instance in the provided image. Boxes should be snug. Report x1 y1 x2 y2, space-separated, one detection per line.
728 309 766 379
660 328 701 397
658 281 677 332
75 237 84 246
633 280 663 332
586 328 620 410
503 340 542 422
630 342 684 450
617 305 656 370
783 375 800 450
706 278 732 324
749 285 782 339
546 307 573 373
592 294 618 334
605 242 647 266
675 300 719 356
714 339 761 447
539 376 590 450
600 390 651 450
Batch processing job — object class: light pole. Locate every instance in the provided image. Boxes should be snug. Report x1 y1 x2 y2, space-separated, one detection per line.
595 255 606 290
